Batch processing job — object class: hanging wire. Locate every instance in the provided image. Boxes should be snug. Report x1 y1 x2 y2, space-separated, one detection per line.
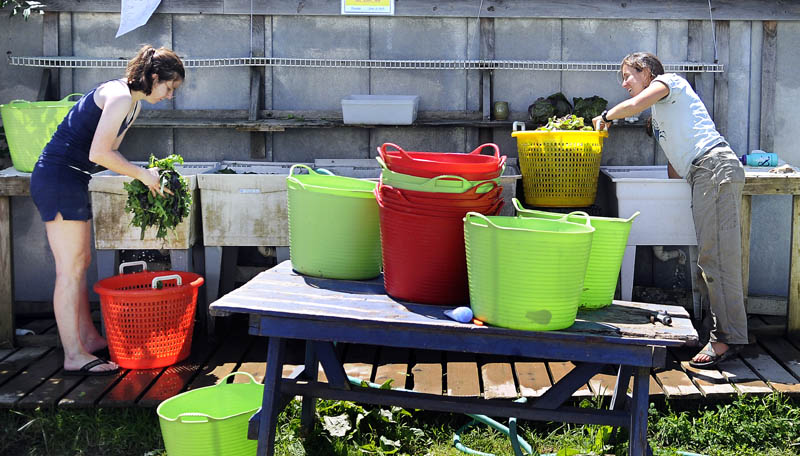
708 0 718 63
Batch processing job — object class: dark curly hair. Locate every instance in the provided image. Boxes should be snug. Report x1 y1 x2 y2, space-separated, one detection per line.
125 45 185 95
620 52 665 82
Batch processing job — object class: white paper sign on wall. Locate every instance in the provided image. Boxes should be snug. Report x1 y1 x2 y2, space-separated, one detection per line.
341 0 394 15
116 0 162 38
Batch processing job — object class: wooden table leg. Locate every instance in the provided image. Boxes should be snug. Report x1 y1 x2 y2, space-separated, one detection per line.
300 340 318 433
628 366 650 456
741 194 752 312
257 337 286 456
0 196 14 348
789 196 800 336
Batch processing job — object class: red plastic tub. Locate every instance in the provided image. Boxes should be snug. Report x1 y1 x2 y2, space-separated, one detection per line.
378 182 502 209
379 142 506 180
378 201 470 305
376 185 503 216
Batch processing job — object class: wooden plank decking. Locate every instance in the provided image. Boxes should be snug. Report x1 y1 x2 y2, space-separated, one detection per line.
1 315 799 410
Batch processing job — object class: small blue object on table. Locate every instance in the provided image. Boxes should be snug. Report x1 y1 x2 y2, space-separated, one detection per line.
209 260 698 456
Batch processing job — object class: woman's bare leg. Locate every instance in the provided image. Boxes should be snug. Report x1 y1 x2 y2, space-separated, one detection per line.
45 214 117 373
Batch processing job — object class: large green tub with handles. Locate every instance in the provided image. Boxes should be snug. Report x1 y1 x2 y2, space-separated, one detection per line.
512 198 639 309
157 372 263 456
287 164 381 279
464 212 594 331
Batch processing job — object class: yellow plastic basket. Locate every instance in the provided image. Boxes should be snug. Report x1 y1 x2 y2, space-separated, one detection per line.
511 122 607 207
0 93 82 173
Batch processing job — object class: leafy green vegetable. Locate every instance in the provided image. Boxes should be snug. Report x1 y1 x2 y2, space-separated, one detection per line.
123 154 192 240
572 96 608 122
547 92 572 117
536 114 594 131
215 167 237 174
527 97 556 127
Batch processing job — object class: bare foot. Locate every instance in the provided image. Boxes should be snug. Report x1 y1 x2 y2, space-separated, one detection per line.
64 352 118 373
691 341 729 364
81 333 108 355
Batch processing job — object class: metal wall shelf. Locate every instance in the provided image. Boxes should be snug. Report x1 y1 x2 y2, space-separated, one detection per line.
8 56 724 73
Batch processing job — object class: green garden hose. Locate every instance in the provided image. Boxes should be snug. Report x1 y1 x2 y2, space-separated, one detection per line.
345 375 705 456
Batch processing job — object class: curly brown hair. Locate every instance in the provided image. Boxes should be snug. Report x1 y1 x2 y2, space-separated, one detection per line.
620 52 665 82
125 45 185 95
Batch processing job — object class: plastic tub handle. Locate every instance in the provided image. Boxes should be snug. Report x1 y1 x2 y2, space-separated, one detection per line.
61 93 83 102
152 274 183 289
118 260 147 275
8 100 30 104
465 211 499 229
379 142 412 162
625 211 641 223
468 143 500 159
315 168 334 175
464 179 498 196
175 412 211 423
512 121 526 132
289 163 316 177
375 156 389 170
216 371 259 386
561 211 593 229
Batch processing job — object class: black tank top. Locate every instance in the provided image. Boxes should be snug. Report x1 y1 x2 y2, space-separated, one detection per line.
40 80 139 173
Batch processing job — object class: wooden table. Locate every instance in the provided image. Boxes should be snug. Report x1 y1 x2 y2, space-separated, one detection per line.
0 167 31 348
741 171 800 334
210 261 698 456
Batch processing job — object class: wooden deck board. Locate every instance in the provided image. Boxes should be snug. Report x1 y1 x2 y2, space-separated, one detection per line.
411 349 442 395
740 344 800 395
374 347 410 390
514 361 551 397
137 337 218 407
2 323 799 409
479 356 518 399
446 352 481 397
0 349 61 407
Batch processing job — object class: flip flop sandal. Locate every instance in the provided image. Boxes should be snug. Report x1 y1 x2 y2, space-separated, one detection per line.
689 343 741 369
63 358 120 376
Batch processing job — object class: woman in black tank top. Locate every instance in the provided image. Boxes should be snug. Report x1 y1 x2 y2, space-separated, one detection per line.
30 45 185 376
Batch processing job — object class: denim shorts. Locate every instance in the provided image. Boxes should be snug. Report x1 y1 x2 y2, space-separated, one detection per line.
30 160 93 222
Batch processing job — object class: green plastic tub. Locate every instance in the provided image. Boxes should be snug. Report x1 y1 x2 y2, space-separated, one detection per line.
0 94 82 172
287 164 381 279
157 372 263 456
377 157 499 194
512 198 639 309
464 212 594 331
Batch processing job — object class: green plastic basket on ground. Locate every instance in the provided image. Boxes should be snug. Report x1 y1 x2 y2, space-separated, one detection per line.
464 212 594 331
0 94 82 172
157 372 264 456
512 198 639 309
287 164 381 279
377 156 499 194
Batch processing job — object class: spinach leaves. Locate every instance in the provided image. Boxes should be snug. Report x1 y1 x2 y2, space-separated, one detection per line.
123 154 192 240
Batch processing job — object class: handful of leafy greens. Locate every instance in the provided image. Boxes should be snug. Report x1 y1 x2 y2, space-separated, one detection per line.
536 114 594 131
124 154 192 240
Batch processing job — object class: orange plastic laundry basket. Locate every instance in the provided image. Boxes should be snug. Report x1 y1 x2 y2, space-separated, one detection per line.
93 261 204 369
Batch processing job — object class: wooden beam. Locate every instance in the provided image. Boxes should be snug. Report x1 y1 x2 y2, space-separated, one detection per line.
713 21 730 139
41 0 800 20
42 12 59 100
789 195 800 336
479 17 494 122
759 21 777 153
741 194 752 310
58 12 73 97
0 197 13 348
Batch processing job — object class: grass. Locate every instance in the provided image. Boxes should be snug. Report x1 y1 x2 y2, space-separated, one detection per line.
2 394 800 455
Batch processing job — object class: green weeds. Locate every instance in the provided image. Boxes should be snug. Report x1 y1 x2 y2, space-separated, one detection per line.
2 394 800 456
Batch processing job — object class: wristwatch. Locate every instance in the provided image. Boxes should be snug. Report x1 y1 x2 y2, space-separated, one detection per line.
601 110 611 123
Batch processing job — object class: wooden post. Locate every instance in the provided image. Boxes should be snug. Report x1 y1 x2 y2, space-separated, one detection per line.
479 17 494 145
712 21 729 138
760 21 777 153
0 196 13 348
741 195 752 311
250 15 267 159
789 196 800 336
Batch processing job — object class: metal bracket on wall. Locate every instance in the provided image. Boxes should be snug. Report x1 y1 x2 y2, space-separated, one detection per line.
8 55 724 73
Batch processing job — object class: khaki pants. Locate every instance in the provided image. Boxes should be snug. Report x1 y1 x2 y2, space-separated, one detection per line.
686 145 749 345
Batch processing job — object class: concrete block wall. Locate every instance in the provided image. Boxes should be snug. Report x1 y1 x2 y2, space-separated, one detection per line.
2 11 799 303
